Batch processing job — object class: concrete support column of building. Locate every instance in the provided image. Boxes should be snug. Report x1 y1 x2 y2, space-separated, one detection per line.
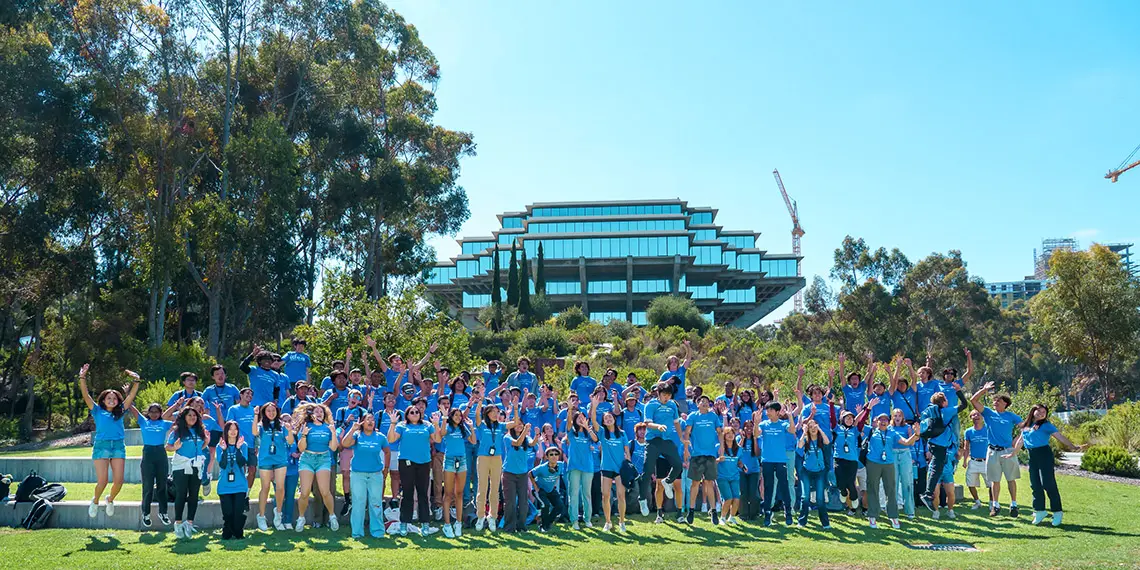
579 257 589 314
671 254 682 294
626 256 634 321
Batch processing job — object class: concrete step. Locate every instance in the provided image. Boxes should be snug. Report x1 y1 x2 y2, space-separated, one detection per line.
0 457 145 484
125 429 142 447
1 497 347 531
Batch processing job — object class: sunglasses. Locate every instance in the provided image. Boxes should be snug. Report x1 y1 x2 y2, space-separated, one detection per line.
406 410 421 415
546 452 561 457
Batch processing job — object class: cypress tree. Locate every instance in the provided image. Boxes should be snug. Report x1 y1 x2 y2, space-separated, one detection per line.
518 247 532 322
536 242 546 295
507 243 519 306
491 249 502 331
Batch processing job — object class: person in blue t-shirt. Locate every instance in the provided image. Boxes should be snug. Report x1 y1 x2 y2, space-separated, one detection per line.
918 390 961 517
831 410 864 515
281 337 312 386
865 413 920 529
216 420 250 540
1004 404 1083 526
970 380 1025 517
563 403 599 530
838 351 877 416
570 361 598 405
716 428 743 525
758 401 796 527
241 348 282 408
617 393 645 442
202 363 241 417
659 339 692 413
683 395 723 525
482 359 503 393
252 401 294 531
166 405 209 539
797 419 831 528
961 409 991 511
438 404 476 537
530 447 567 532
737 420 762 521
78 364 140 520
225 388 259 487
333 389 367 518
321 370 354 416
130 401 175 527
506 356 539 394
294 403 340 532
590 394 630 533
890 359 920 423
642 381 685 522
501 420 535 533
340 412 390 539
167 371 203 407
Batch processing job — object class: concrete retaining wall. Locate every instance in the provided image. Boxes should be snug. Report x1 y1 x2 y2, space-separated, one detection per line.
0 457 144 484
0 497 345 531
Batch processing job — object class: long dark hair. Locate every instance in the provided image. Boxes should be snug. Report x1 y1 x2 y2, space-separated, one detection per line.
510 422 532 450
260 402 283 431
569 408 588 436
222 420 241 445
447 408 469 438
481 405 500 430
1020 404 1049 430
176 407 206 440
97 389 126 419
602 411 623 439
722 429 739 456
742 421 759 457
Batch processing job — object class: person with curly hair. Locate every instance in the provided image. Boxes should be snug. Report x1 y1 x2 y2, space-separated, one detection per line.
293 402 340 532
78 364 140 520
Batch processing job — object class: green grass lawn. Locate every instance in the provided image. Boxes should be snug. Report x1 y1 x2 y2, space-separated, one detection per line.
0 446 144 458
1 471 1137 569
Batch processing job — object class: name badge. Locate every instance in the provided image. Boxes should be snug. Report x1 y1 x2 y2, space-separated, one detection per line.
228 471 236 483
454 458 461 470
880 452 888 462
489 446 496 456
269 444 277 455
843 444 850 454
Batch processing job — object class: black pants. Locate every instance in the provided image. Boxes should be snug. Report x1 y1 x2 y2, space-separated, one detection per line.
625 473 652 511
172 468 201 521
399 460 431 524
916 466 928 507
502 472 529 532
220 492 247 539
644 438 683 485
141 445 168 516
740 471 761 520
762 462 791 517
591 472 603 517
1028 446 1062 512
834 458 858 504
537 487 564 530
923 444 948 498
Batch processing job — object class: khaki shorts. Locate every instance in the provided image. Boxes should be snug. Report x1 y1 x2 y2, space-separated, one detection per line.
986 447 1021 482
965 458 988 487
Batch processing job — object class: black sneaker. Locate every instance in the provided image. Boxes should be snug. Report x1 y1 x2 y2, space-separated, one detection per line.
340 499 351 518
764 512 772 527
846 508 857 516
861 507 868 517
686 510 694 524
1010 505 1020 518
142 514 152 528
158 513 171 526
711 509 720 526
919 494 936 514
989 505 1000 517
785 511 793 526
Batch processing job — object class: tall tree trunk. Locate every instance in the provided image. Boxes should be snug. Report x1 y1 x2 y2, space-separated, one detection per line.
207 290 221 357
20 308 43 439
305 236 318 325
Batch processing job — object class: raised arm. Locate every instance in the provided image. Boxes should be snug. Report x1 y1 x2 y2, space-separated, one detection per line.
78 364 95 410
364 335 389 373
837 352 846 387
511 424 532 447
961 348 974 386
826 365 836 395
239 345 259 374
410 342 438 372
863 352 877 395
681 339 692 368
970 381 993 413
795 364 805 396
904 357 917 385
122 369 141 410
385 411 401 443
1051 430 1083 452
589 394 602 434
251 406 262 437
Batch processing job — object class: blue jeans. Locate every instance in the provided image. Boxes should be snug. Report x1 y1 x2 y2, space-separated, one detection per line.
798 469 829 526
568 470 593 522
894 450 915 516
762 462 791 516
464 441 478 504
350 471 385 537
282 473 298 522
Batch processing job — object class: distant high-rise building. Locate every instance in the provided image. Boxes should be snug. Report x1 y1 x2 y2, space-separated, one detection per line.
426 199 805 330
1105 243 1138 278
1033 237 1079 280
989 238 1137 309
986 279 1046 309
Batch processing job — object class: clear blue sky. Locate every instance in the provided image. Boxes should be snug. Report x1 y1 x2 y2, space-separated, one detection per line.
388 0 1140 321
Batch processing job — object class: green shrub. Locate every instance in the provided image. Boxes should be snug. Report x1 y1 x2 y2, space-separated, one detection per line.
646 296 710 334
511 326 573 359
555 305 587 330
1081 445 1140 478
605 319 636 340
1100 402 1140 453
0 417 19 443
1066 410 1103 428
1063 419 1103 446
469 330 516 366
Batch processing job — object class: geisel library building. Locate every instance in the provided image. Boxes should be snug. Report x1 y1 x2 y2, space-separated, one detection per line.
426 200 805 330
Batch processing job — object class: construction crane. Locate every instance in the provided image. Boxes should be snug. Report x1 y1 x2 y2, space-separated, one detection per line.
772 169 805 313
1106 142 1140 182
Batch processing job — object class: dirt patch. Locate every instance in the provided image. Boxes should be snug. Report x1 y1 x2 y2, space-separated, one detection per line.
1057 465 1140 487
0 432 92 453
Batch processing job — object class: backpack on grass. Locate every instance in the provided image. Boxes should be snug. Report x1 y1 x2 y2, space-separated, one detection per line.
21 498 55 530
13 471 46 503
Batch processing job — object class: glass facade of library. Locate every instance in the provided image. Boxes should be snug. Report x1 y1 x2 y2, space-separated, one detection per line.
427 200 804 329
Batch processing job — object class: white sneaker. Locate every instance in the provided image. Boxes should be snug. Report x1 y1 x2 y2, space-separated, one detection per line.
869 517 878 529
662 483 674 499
434 507 443 521
181 521 194 537
257 514 268 531
639 499 649 516
1033 511 1048 524
443 523 454 538
329 515 340 531
422 525 439 536
1052 511 1063 526
891 519 900 529
947 509 957 519
932 510 941 520
201 479 211 496
603 522 612 532
584 520 592 528
88 500 99 518
273 508 283 530
619 522 627 533
295 516 306 532
399 523 408 536
475 517 485 531
104 497 115 517
487 520 496 533
701 503 709 513
174 521 185 539
972 500 982 510
454 521 462 537
573 522 581 530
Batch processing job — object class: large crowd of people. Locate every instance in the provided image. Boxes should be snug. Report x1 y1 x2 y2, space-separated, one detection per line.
76 337 1084 540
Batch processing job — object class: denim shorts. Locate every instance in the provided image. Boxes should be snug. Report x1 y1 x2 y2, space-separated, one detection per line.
444 455 467 473
92 439 126 460
260 461 287 471
299 451 332 473
718 478 741 500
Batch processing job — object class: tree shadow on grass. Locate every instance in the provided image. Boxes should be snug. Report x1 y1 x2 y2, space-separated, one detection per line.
1051 523 1140 538
64 535 130 556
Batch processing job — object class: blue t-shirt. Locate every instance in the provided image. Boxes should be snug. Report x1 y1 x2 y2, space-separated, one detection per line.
1022 422 1057 449
644 400 681 446
334 405 367 433
892 388 919 421
282 351 311 383
322 387 352 416
867 428 901 465
351 431 389 473
964 427 989 459
570 376 598 404
202 383 241 411
717 451 741 480
216 443 249 494
225 404 256 442
870 393 892 421
982 408 1022 449
303 423 333 454
378 409 402 453
286 442 300 475
736 403 757 424
502 434 534 474
443 425 470 457
802 438 827 472
660 365 687 403
200 410 221 434
365 384 388 412
281 395 314 417
936 380 960 409
566 429 594 472
630 439 648 473
758 419 789 463
138 417 173 446
842 382 866 415
92 407 126 441
531 462 566 493
599 433 627 472
482 371 502 393
738 436 761 473
167 389 202 407
395 422 435 464
521 406 544 436
169 430 208 460
912 438 929 468
927 404 960 448
248 367 281 407
889 425 913 457
799 398 833 433
833 425 860 461
684 411 723 457
258 425 289 465
506 370 538 393
916 381 939 412
475 423 506 457
619 405 644 441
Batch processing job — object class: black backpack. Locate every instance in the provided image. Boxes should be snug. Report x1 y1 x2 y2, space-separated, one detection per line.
32 483 66 502
21 498 54 529
0 473 12 501
858 433 870 466
167 475 176 504
13 472 46 503
919 407 946 440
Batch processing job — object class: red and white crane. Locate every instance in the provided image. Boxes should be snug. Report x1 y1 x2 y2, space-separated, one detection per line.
772 169 804 313
1106 142 1140 182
